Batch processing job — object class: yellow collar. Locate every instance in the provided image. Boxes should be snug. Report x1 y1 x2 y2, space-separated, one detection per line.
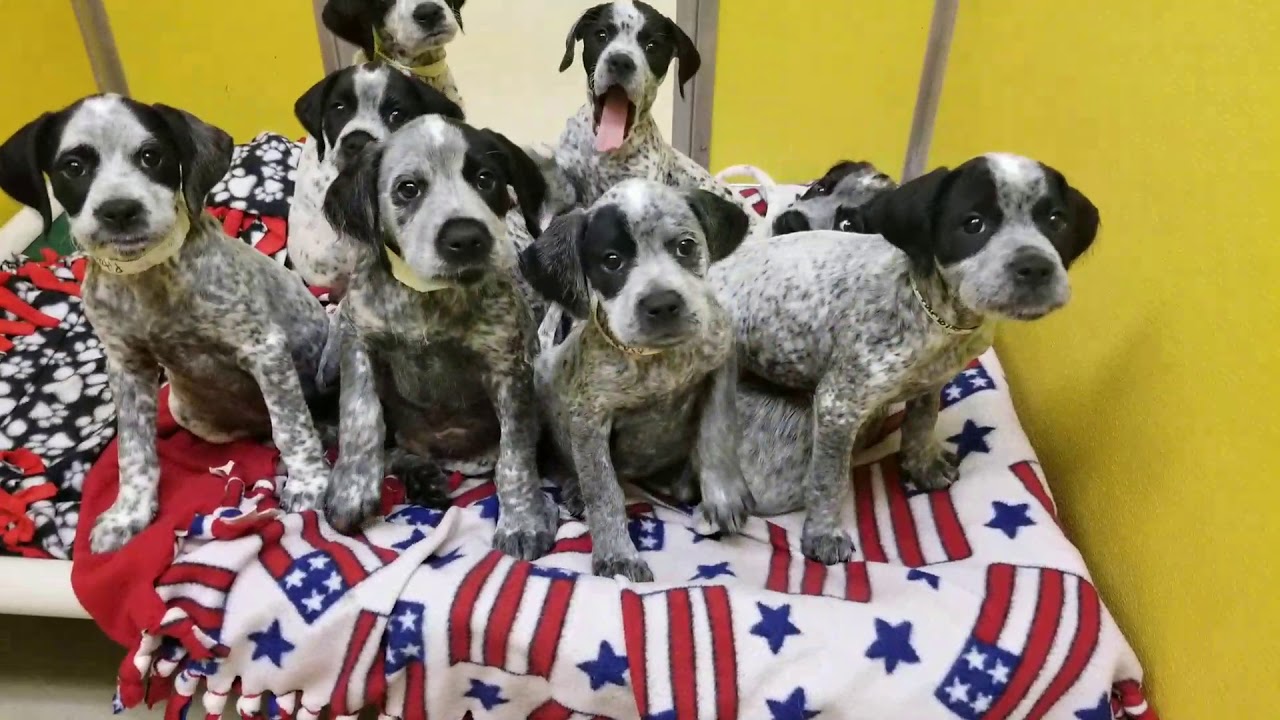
590 297 664 357
83 198 191 276
385 246 452 293
371 32 450 80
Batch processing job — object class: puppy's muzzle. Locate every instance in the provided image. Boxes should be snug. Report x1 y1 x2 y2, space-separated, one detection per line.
605 53 636 82
337 132 375 170
436 218 494 281
94 198 146 235
413 3 446 32
637 289 688 336
1007 248 1056 291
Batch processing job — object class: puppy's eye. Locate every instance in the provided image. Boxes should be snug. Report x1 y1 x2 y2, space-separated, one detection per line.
811 184 830 196
474 170 497 192
675 237 697 258
595 29 609 42
386 109 403 126
139 148 162 169
1047 210 1067 232
962 214 985 235
601 251 624 272
837 218 855 232
61 158 86 178
395 180 421 201
330 101 346 112
645 40 656 51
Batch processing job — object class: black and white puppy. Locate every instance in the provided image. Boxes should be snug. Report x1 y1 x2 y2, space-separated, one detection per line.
770 160 897 236
322 0 466 108
553 1 760 232
289 63 463 290
0 96 333 552
523 179 754 582
320 115 556 559
710 153 1099 564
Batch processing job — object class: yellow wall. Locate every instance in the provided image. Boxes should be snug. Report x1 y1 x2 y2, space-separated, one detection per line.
103 0 323 142
713 1 1279 716
0 1 99 221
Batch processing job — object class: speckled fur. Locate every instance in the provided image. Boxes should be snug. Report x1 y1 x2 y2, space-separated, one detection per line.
524 179 752 581
711 154 1100 565
321 116 556 558
770 160 897 236
0 96 333 553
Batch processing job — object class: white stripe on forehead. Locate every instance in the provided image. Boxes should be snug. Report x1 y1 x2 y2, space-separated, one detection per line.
983 152 1047 216
382 115 467 177
612 0 643 28
353 65 387 106
58 95 149 154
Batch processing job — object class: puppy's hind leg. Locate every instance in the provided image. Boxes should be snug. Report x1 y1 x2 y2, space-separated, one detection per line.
736 381 811 516
90 352 161 554
691 354 754 534
898 386 958 491
386 444 450 509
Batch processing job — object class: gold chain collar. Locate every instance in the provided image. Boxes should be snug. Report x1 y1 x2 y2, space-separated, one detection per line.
908 271 981 335
589 297 665 357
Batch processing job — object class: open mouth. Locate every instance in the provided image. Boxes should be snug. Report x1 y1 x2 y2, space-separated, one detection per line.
592 86 636 153
452 267 487 286
98 235 156 259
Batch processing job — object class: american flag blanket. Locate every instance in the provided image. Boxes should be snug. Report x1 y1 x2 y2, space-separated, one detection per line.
108 349 1156 720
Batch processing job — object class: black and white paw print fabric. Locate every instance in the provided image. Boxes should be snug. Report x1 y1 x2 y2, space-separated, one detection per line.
1 256 113 559
206 133 302 219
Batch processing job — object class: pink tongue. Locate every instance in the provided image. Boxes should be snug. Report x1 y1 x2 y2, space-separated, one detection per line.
595 91 629 152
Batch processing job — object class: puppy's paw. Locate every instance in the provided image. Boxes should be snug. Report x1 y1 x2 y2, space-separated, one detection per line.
493 497 558 560
801 527 854 565
88 502 156 554
593 553 654 583
279 473 327 514
323 464 380 533
902 449 959 492
557 476 586 519
695 471 756 535
396 458 451 509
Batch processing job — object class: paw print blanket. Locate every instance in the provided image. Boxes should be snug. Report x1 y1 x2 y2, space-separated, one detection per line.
80 350 1158 720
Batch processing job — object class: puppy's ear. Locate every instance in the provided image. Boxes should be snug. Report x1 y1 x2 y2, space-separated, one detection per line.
0 112 56 232
770 209 811 236
854 166 952 270
481 130 547 238
520 209 590 317
323 144 384 247
560 4 606 72
294 73 337 159
151 104 233 216
445 0 465 31
670 17 701 98
322 0 377 58
1062 186 1100 266
687 189 749 262
406 77 465 121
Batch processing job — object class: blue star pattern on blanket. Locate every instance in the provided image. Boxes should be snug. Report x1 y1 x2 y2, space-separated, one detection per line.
986 501 1036 539
865 618 921 674
766 688 820 720
908 569 941 589
643 711 677 720
392 529 426 550
248 620 295 668
688 526 719 544
577 640 629 690
465 678 508 710
630 515 666 551
530 565 579 579
947 420 995 462
386 504 447 528
751 602 802 654
385 601 425 673
426 547 464 569
690 561 735 580
1075 695 1113 720
934 637 1018 718
940 362 996 409
275 550 350 623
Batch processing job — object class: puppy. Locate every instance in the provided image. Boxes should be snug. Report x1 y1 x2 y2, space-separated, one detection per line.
320 114 556 558
322 0 466 108
770 160 897 236
0 96 333 552
554 1 760 232
710 153 1100 564
289 63 463 290
522 178 753 582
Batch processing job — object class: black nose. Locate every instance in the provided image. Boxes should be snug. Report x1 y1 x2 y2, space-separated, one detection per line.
606 53 637 79
339 132 374 159
413 3 445 30
435 218 493 265
95 199 145 232
639 290 685 324
1009 249 1056 286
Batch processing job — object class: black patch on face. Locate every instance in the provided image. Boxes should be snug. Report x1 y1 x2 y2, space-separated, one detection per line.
581 205 636 300
799 160 874 201
319 72 360 151
455 122 546 238
45 144 97 218
771 208 811 236
560 2 700 95
1034 163 1101 267
120 100 185 188
633 2 678 79
459 150 510 218
931 160 1003 267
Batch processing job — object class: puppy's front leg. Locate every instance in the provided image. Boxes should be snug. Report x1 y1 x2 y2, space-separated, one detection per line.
899 386 959 491
486 370 557 560
90 349 161 553
692 353 755 534
326 324 386 531
570 411 653 582
243 331 329 513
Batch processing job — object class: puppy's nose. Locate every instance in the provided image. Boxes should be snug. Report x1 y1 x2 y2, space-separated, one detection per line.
639 290 685 323
339 132 375 159
1008 249 1056 286
435 218 493 265
413 3 445 30
95 199 145 232
606 54 637 79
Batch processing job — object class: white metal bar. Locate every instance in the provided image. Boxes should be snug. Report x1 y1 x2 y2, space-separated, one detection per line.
902 0 959 181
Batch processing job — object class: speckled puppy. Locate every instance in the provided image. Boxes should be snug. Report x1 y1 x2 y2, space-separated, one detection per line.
0 95 333 553
553 1 760 232
770 160 897 236
522 179 753 582
710 153 1100 564
320 115 556 557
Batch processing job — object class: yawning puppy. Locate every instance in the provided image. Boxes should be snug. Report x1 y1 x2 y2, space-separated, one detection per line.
0 96 333 552
770 160 897 236
522 178 753 582
553 1 760 232
289 63 463 290
322 0 467 108
320 114 556 558
711 153 1099 564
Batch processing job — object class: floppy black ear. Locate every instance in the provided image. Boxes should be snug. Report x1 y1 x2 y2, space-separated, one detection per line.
0 112 57 232
151 104 233 216
770 209 811 236
520 209 590 317
294 73 337 159
322 0 377 58
406 77 465 121
686 189 749 262
482 130 547 238
445 0 465 31
559 4 606 72
322 144 384 248
670 17 701 98
853 166 952 271
1062 186 1100 266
